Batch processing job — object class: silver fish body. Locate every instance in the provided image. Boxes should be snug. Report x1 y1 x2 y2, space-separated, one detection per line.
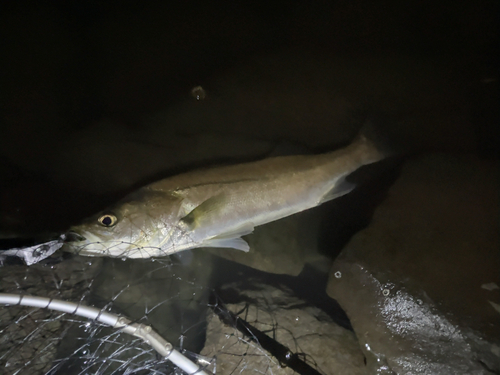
65 129 386 258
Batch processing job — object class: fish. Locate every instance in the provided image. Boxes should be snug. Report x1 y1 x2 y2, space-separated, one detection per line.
64 123 389 259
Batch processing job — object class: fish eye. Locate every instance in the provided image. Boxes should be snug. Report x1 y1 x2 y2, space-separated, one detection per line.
98 214 118 227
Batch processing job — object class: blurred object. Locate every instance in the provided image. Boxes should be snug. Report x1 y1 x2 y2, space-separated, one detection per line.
191 86 207 101
0 236 64 265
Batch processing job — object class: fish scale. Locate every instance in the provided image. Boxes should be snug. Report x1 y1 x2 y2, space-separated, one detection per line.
65 123 388 259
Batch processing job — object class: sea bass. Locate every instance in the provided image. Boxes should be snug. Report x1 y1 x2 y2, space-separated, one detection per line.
65 125 387 258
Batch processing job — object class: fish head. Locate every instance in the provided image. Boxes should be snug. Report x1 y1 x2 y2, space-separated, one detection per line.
65 190 191 258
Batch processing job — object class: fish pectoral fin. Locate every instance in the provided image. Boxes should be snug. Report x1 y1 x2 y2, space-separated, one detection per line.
180 193 228 229
318 176 356 204
201 222 255 252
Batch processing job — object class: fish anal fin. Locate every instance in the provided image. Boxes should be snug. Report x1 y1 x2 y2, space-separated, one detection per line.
201 222 254 252
202 237 250 252
318 177 356 204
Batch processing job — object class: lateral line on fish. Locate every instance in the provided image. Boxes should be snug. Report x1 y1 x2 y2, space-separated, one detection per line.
161 177 264 193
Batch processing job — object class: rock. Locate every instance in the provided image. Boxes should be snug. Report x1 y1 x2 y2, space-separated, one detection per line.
201 281 365 375
327 153 500 374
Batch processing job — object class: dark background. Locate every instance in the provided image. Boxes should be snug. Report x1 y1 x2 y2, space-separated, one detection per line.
0 0 498 237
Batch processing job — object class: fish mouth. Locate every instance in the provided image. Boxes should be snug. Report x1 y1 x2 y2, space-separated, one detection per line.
65 231 86 242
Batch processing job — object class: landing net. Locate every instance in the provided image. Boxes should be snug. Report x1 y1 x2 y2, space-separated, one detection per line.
0 243 360 375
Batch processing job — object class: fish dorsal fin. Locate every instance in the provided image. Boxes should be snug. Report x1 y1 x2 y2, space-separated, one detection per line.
318 176 356 205
180 194 228 229
200 222 254 252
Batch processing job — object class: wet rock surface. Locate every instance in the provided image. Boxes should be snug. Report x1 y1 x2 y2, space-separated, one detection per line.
202 281 365 375
327 154 500 374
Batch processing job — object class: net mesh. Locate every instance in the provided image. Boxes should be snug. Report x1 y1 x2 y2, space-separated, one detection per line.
0 245 362 375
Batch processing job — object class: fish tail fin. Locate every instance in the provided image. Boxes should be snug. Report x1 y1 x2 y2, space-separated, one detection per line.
354 115 417 163
348 120 389 165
